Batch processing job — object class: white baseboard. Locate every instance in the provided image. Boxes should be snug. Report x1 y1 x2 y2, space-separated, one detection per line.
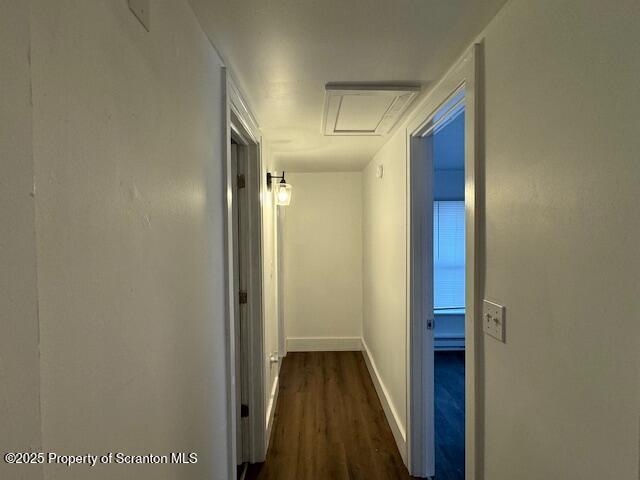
434 334 465 351
286 336 362 352
265 373 279 452
361 339 408 465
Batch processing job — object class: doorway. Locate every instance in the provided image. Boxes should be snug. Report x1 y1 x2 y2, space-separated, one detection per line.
224 79 268 478
231 137 250 476
406 45 481 479
431 92 466 480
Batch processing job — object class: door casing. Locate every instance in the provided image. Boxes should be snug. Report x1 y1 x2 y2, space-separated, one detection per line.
222 69 267 475
406 44 484 479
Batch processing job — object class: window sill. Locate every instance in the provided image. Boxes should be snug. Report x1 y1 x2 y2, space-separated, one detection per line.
434 308 465 316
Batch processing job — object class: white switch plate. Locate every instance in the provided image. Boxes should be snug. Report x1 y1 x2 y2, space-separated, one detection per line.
483 300 505 342
128 0 150 31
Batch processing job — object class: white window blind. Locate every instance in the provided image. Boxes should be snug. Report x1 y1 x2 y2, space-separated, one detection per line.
434 201 465 311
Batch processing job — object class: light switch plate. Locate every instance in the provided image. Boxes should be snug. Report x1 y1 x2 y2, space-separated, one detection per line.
128 0 150 31
483 300 505 342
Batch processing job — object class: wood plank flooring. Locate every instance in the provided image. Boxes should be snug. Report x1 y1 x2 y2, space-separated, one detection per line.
434 351 465 480
246 351 465 480
246 351 414 480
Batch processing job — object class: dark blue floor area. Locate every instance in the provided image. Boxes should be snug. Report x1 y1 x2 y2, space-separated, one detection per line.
434 351 465 480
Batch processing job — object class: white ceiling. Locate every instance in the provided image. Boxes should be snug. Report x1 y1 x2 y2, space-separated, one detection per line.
189 0 507 171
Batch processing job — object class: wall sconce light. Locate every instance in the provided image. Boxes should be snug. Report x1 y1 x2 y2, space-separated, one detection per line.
267 171 293 206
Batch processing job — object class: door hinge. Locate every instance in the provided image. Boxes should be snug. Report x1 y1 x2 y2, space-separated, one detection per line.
426 318 435 330
237 174 246 189
239 290 248 304
241 404 249 418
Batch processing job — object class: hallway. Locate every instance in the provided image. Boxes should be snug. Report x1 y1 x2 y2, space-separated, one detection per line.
3 2 639 480
246 352 413 480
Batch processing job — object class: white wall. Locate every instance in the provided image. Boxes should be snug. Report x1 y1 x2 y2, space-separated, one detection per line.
0 1 43 479
283 172 363 350
362 136 408 441
362 0 640 478
480 2 639 478
29 1 231 478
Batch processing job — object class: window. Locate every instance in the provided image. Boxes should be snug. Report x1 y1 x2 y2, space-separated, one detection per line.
433 201 465 313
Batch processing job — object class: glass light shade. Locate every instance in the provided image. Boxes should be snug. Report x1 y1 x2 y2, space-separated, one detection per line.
275 183 292 206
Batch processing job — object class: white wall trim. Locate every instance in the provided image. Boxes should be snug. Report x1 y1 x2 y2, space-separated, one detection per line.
276 206 287 359
265 373 279 451
244 127 267 464
221 66 238 480
435 333 466 340
286 337 362 352
227 76 260 143
362 339 408 464
434 335 466 350
224 70 269 475
405 44 482 479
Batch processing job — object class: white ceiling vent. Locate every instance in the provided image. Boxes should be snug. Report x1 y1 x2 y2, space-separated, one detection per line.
322 84 419 136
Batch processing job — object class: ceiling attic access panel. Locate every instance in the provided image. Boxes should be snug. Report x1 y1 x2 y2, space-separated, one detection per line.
322 84 419 136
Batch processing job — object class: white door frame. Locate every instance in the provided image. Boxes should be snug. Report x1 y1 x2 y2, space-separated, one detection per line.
406 44 483 479
276 206 286 359
222 69 267 475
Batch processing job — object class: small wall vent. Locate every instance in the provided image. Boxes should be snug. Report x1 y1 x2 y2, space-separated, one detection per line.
322 84 419 136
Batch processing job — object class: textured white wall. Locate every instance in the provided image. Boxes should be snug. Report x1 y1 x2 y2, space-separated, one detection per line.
480 1 639 478
283 172 363 345
362 0 640 478
30 1 231 478
362 134 408 438
0 1 43 479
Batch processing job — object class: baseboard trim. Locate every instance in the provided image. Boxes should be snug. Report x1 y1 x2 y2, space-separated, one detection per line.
286 337 362 352
265 373 279 452
434 333 465 340
361 339 408 464
434 334 465 351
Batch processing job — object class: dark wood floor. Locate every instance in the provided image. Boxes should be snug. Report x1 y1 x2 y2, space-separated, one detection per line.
246 351 415 480
246 351 465 480
434 351 465 480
